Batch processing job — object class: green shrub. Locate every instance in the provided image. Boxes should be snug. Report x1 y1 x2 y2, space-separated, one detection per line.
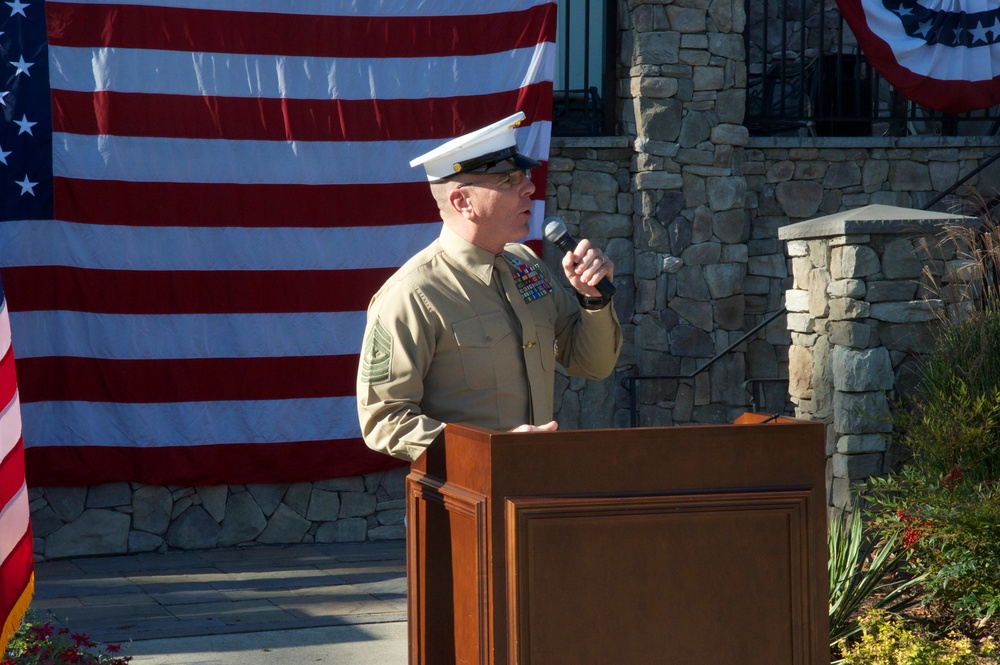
864 217 1000 627
867 341 1000 625
829 501 925 647
838 609 978 665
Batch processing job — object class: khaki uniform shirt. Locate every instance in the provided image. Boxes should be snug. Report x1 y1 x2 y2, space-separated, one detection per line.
356 225 622 461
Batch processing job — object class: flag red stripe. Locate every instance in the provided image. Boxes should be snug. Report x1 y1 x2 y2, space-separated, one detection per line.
0 348 16 414
25 440 406 487
47 2 554 58
51 168 547 227
52 178 438 227
0 442 25 510
16 355 359 403
1 266 395 314
52 86 554 141
0 532 32 625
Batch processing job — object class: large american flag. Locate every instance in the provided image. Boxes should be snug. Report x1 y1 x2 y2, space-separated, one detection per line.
0 280 31 652
837 0 1000 113
0 0 556 487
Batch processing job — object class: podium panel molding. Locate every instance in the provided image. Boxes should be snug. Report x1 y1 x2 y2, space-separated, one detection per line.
504 489 816 664
407 471 491 665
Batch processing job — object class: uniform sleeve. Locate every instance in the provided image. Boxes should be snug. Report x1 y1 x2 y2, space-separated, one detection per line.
549 268 622 380
556 294 622 380
356 281 446 462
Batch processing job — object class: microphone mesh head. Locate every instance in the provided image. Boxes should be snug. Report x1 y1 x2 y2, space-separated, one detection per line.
543 217 567 242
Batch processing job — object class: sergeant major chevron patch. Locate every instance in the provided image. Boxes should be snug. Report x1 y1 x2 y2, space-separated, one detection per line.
360 318 392 385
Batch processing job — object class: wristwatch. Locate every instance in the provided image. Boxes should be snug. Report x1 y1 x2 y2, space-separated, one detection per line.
576 292 612 310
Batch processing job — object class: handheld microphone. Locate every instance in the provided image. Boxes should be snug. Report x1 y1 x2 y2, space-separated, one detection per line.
543 216 616 297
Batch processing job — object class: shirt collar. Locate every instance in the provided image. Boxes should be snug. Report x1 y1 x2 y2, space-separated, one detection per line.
439 225 502 286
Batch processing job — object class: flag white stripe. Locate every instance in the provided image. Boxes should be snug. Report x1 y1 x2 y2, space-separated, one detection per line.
57 0 552 18
49 44 556 100
0 301 10 355
0 200 546 271
865 4 1000 81
52 125 552 184
0 484 29 562
0 396 22 462
10 311 367 360
0 221 443 270
53 134 431 185
23 397 362 446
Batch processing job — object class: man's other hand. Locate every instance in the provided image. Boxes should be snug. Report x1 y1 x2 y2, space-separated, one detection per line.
511 421 558 433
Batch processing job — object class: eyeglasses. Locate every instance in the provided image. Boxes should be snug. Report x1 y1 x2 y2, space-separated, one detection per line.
456 169 532 189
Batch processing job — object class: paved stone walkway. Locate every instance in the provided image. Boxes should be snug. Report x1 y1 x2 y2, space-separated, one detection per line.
27 542 407 664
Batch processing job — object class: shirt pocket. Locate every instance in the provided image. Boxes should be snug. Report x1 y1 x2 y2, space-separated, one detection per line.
452 312 516 390
534 322 556 372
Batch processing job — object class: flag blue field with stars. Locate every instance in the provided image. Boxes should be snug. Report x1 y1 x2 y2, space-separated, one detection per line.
1 0 51 219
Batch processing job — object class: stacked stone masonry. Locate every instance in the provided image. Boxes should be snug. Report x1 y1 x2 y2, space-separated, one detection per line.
565 0 771 429
781 214 977 511
30 469 407 561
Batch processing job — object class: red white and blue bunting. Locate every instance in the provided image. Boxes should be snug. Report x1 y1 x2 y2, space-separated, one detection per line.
836 0 1000 113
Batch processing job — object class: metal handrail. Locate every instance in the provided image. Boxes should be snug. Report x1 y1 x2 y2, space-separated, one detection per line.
922 149 1000 211
621 308 787 427
743 377 790 413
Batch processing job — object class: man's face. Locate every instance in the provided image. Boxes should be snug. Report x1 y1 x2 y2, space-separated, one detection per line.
457 169 536 246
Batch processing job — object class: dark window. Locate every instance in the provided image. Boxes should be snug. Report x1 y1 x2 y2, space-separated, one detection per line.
552 0 617 137
745 0 1000 137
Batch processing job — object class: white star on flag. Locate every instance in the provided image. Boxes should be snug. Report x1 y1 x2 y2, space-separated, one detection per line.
970 21 990 44
13 114 35 135
5 0 28 17
988 17 1000 40
9 55 32 76
0 90 8 107
0 145 11 165
15 175 37 196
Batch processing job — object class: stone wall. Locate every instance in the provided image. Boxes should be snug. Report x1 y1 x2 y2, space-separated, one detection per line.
544 136 636 428
30 468 407 560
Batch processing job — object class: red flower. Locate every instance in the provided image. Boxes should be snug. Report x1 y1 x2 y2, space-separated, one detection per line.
896 509 932 548
943 466 964 491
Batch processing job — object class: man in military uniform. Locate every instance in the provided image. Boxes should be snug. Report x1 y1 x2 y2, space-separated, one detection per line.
356 112 622 461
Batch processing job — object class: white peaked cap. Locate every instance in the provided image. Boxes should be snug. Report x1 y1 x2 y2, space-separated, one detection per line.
409 111 540 182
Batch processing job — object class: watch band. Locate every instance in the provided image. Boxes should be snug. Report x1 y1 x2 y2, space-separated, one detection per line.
576 292 612 310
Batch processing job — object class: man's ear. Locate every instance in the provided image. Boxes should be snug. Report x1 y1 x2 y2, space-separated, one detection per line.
449 187 475 219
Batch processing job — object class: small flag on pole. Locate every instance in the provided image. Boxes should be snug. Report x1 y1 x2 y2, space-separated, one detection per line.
0 279 32 653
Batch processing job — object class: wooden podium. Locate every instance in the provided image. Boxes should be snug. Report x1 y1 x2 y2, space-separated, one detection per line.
406 415 830 665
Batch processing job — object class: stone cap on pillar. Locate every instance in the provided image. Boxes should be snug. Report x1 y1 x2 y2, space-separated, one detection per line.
778 204 977 241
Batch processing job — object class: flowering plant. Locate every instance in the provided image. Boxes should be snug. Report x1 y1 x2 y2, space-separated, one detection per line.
2 612 130 665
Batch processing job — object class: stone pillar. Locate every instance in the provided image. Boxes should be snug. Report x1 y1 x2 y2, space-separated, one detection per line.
622 0 753 425
778 204 975 509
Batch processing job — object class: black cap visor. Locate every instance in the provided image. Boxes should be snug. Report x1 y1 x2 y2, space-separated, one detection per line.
453 146 542 175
